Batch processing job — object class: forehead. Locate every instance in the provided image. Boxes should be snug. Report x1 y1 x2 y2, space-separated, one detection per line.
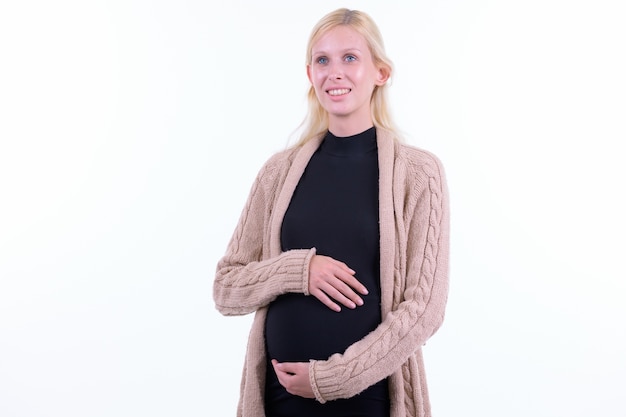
311 25 369 54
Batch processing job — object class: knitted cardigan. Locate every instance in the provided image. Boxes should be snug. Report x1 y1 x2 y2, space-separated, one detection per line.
213 128 450 417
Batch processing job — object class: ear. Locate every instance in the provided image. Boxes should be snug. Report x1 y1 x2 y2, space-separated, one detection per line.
306 64 313 84
375 65 391 86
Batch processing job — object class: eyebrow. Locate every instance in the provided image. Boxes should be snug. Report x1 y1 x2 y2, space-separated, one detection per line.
311 48 363 56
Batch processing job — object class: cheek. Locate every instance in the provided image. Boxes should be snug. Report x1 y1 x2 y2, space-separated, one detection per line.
311 70 326 86
353 67 369 82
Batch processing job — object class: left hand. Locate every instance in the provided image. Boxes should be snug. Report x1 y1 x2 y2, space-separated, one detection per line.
271 359 315 399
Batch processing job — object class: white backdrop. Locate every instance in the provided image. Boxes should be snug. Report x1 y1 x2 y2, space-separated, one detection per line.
1 1 625 416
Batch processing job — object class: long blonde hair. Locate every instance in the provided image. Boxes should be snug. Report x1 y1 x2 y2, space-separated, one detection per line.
295 8 400 146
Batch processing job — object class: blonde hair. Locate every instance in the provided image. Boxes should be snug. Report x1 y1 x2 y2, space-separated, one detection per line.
295 8 401 146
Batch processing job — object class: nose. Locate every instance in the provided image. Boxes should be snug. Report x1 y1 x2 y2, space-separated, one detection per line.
328 62 343 80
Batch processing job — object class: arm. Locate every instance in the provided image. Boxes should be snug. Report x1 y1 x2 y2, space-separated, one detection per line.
309 159 450 402
213 161 315 316
214 155 371 317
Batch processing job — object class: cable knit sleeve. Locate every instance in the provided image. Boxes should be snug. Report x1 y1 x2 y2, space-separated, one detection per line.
309 150 450 403
213 157 316 316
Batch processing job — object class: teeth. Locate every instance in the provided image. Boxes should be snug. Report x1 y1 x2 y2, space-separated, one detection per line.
328 88 350 96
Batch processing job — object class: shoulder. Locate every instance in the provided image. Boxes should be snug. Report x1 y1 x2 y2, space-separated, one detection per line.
389 141 449 219
256 134 324 183
255 146 300 185
377 128 446 180
395 142 447 182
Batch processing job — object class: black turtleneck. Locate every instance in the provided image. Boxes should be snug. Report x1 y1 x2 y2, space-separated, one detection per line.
265 127 389 417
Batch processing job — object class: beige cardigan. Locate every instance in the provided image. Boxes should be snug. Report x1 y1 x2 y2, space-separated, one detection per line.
214 128 450 417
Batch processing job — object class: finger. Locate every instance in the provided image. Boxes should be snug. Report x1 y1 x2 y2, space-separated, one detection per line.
272 360 286 376
272 363 288 387
273 362 301 392
308 255 366 309
271 360 289 379
273 361 305 379
317 263 365 296
320 274 367 306
333 269 368 295
313 273 363 309
310 288 342 312
318 281 360 309
275 361 295 374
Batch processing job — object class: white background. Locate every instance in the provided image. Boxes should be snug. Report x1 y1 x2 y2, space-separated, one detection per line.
1 0 625 416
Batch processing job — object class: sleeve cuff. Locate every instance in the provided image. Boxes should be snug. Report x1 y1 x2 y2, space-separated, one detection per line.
278 247 316 295
301 247 316 295
309 360 326 404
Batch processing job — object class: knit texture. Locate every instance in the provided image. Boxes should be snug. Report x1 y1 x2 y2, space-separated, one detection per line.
213 128 450 417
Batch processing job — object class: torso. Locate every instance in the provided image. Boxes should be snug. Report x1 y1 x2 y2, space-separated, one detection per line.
264 127 390 417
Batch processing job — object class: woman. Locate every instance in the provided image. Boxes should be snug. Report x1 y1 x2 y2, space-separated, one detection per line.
214 8 450 417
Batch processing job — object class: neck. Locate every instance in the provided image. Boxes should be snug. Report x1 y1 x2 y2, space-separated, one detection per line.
328 117 374 138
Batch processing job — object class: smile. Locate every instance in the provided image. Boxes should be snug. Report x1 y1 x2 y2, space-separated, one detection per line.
327 88 351 96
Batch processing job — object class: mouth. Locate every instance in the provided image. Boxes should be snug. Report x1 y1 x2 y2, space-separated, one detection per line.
327 88 351 96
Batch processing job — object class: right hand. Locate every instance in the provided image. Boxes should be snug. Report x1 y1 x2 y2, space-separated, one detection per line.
308 255 368 312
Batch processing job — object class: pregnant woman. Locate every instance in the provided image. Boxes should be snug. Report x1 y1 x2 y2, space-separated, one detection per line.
213 8 450 417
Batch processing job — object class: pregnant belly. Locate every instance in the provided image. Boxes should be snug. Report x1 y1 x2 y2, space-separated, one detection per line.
265 292 381 362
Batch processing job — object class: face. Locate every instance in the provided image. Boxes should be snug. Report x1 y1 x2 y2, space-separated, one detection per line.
307 25 389 134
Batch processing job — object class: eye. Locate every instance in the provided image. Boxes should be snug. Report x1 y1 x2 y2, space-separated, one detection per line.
316 56 328 65
344 54 357 62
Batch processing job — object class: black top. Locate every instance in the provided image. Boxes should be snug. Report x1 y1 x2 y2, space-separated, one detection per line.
265 127 390 417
